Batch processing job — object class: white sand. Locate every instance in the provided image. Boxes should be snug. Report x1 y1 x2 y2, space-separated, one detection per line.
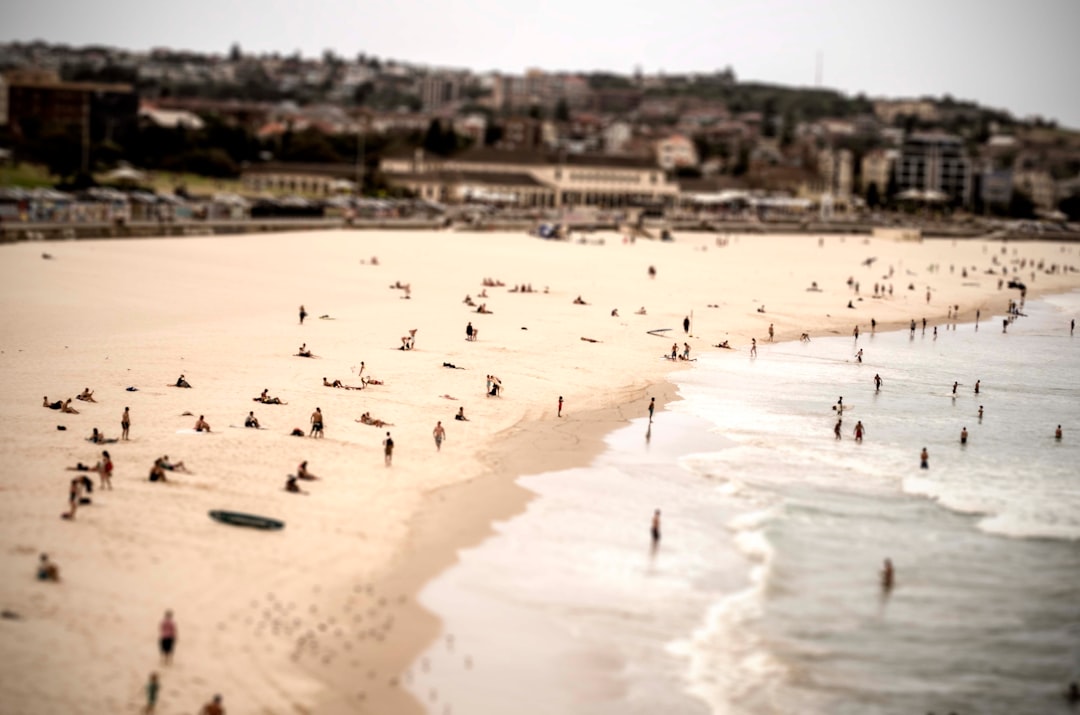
1 230 1077 715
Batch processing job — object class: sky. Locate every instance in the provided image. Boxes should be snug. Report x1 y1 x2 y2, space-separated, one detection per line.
4 0 1080 129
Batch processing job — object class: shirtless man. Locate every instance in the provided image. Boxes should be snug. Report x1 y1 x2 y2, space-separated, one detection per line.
874 374 882 391
244 411 260 428
194 415 211 432
853 421 865 443
77 388 97 403
61 399 80 414
297 461 316 480
433 421 446 451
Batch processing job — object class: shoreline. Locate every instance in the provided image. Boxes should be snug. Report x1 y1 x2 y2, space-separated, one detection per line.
334 377 685 714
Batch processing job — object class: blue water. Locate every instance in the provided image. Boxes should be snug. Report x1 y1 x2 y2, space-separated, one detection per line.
409 293 1080 715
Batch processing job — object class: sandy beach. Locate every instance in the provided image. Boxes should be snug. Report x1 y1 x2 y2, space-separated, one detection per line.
1 228 1078 715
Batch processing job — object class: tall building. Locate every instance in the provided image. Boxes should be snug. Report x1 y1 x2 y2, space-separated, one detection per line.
2 68 137 143
894 133 972 206
420 75 459 112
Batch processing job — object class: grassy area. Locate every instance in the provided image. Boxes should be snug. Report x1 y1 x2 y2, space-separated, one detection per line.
145 172 244 197
0 163 57 188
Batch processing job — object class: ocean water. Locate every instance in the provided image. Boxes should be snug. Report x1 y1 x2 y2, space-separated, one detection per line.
409 292 1080 715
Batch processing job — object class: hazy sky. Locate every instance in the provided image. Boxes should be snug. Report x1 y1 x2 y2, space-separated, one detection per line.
4 0 1079 128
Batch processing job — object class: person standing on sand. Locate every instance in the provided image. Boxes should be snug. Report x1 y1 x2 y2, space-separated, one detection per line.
383 432 394 466
961 426 968 444
920 447 929 469
145 672 160 714
299 305 307 325
881 558 895 591
558 396 564 417
651 509 661 544
159 610 177 665
768 323 774 341
648 397 655 423
90 450 114 490
121 407 130 441
683 316 690 334
433 421 445 451
466 322 474 341
310 408 323 438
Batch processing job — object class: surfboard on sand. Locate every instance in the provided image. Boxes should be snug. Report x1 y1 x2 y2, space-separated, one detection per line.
176 429 211 435
209 510 284 531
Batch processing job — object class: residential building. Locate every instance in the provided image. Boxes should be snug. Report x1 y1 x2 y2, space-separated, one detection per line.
3 69 137 143
980 169 1013 206
817 148 853 198
1013 169 1056 211
655 134 699 171
860 149 897 196
873 99 939 125
894 133 972 205
420 75 460 112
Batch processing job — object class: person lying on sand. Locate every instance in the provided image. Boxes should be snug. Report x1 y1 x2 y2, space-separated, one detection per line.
713 340 732 349
296 343 313 358
296 461 317 480
175 375 191 388
194 415 211 432
255 389 286 404
463 295 475 306
88 428 118 444
476 304 492 314
573 296 587 305
61 399 79 414
635 307 647 315
76 388 97 403
323 377 362 390
356 412 393 428
361 377 383 386
44 396 63 410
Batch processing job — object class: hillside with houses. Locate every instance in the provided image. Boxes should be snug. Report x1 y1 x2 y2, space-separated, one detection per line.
2 40 1080 227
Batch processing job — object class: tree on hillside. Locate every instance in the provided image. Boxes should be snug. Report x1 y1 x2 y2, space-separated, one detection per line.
866 182 881 209
555 98 570 123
